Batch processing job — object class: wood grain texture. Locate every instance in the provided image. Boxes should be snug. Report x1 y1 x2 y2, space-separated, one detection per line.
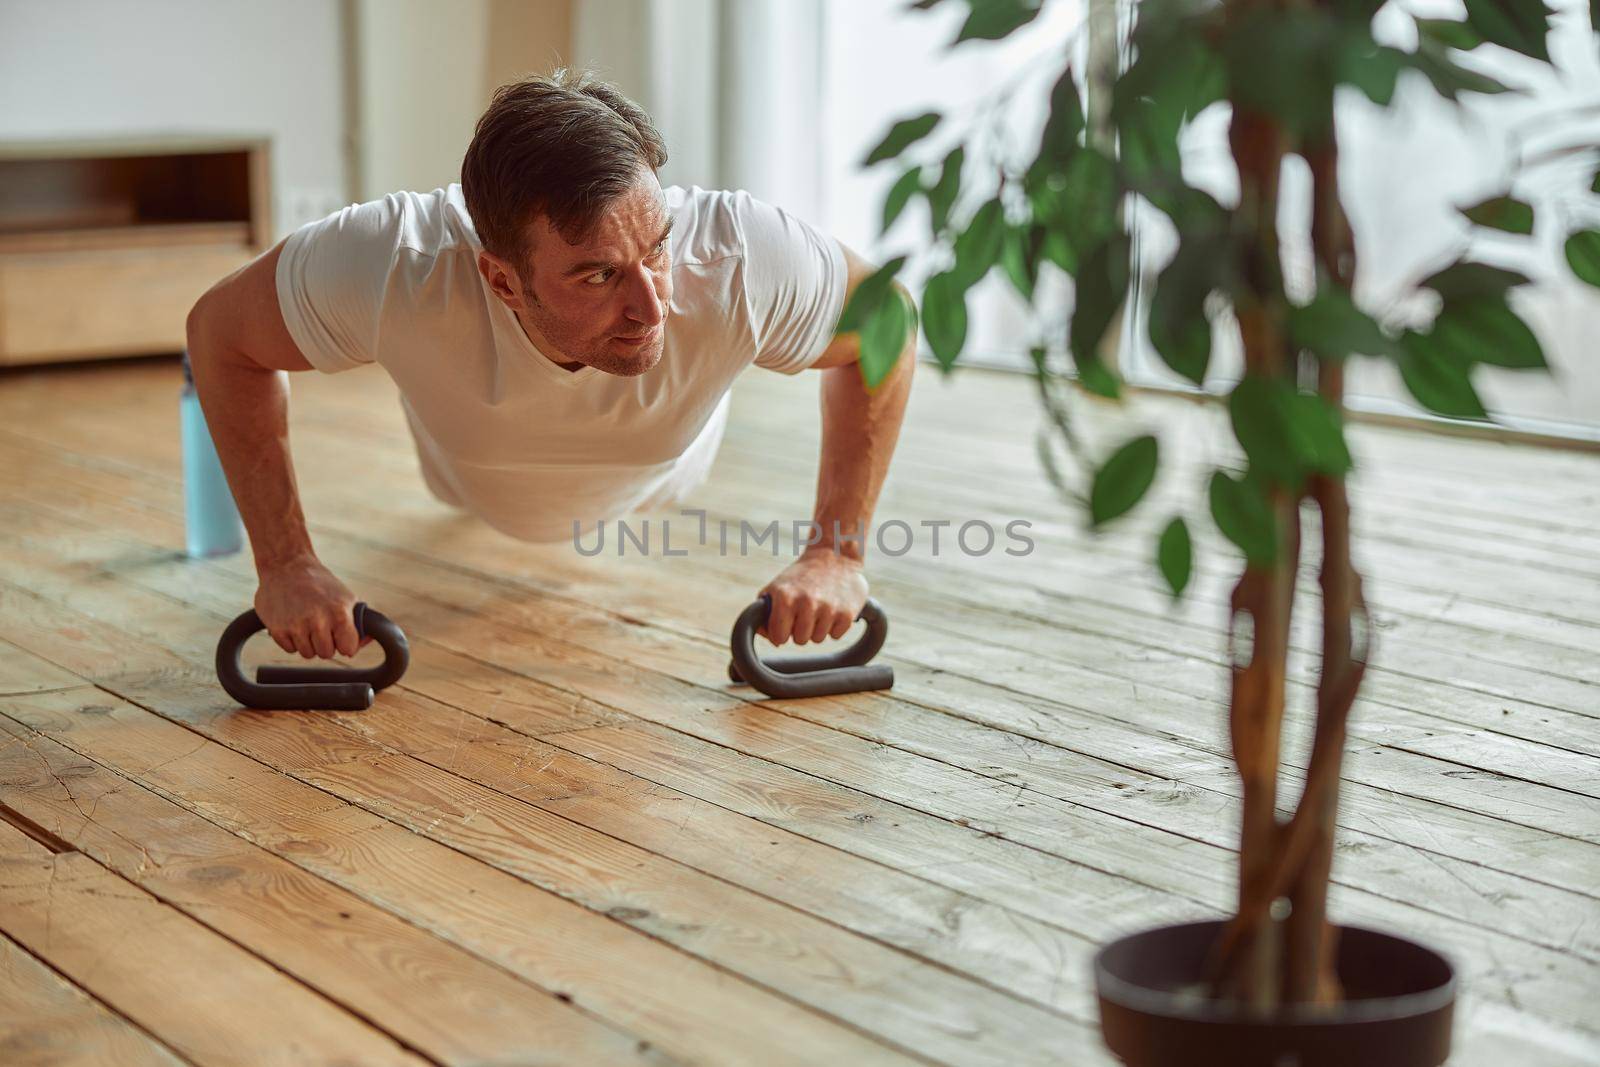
5 460 1592 969
0 245 252 363
0 577 1093 1067
0 355 1596 1066
0 819 428 1067
0 933 187 1067
0 599 919 1066
0 697 679 1067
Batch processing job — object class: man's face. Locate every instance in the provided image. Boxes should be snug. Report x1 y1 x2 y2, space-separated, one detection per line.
479 170 674 377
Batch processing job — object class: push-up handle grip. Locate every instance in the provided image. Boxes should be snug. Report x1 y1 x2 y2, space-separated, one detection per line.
216 602 409 710
728 594 893 699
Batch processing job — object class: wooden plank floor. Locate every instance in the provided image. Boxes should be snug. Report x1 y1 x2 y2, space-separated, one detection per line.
1 354 1597 1066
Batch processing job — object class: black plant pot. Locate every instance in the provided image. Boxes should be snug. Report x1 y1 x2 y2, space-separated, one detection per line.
1095 920 1455 1067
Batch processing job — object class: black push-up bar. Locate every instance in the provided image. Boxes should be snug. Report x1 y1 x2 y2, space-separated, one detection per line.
728 594 893 699
216 601 409 710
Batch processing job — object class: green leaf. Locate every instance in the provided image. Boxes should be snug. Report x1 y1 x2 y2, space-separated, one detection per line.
950 198 1007 289
1288 286 1392 360
1463 0 1552 62
1224 11 1338 137
1283 392 1355 476
863 112 940 167
927 147 964 234
1416 17 1483 50
1054 150 1120 259
881 167 924 236
1040 229 1077 275
1142 185 1228 233
1158 518 1193 598
1119 28 1226 126
1090 435 1159 526
1564 229 1600 288
838 256 907 333
858 287 916 389
1147 281 1211 386
1431 300 1547 369
1397 331 1489 418
1117 95 1185 195
1230 376 1353 486
1075 357 1122 399
1228 377 1300 486
1408 37 1513 101
1114 32 1223 199
1335 36 1405 107
1418 261 1531 300
1069 237 1130 373
1147 238 1227 386
921 271 969 370
1208 470 1277 565
954 0 1042 43
1460 194 1535 234
1000 225 1039 303
1037 67 1084 164
1335 0 1387 21
1591 170 1600 195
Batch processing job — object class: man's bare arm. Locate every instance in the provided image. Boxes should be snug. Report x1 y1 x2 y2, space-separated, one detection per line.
185 242 366 659
804 240 916 561
757 240 917 646
185 241 315 569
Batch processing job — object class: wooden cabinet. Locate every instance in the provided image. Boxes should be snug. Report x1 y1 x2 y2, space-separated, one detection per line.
0 137 271 366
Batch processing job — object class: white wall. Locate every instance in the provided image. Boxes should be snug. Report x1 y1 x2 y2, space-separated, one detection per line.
351 0 575 200
717 1 827 219
0 0 352 239
572 0 719 193
351 0 489 201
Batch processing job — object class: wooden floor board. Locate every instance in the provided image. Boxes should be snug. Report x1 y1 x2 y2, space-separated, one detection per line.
0 932 188 1067
1 357 1596 1066
103 479 1600 895
8 376 1599 625
3 467 1600 979
264 402 1600 640
10 401 1600 686
8 440 1595 867
0 697 729 1067
0 679 927 1067
261 372 1600 611
0 637 90 697
29 397 1595 746
6 457 1593 1017
2 510 1596 1047
0 575 1098 1066
0 819 433 1067
6 497 1595 968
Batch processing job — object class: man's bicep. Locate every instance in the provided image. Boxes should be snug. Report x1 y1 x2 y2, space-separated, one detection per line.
806 240 884 371
191 241 314 373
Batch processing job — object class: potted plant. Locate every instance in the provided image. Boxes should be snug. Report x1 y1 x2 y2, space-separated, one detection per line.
840 0 1600 1063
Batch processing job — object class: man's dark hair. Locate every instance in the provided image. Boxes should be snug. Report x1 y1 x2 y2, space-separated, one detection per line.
462 68 669 267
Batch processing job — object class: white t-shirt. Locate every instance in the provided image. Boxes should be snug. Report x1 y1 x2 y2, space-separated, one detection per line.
276 183 847 542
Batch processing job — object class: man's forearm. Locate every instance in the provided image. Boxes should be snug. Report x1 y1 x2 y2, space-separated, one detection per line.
809 334 917 562
186 337 316 573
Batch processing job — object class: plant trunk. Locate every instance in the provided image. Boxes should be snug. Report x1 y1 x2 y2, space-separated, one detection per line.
1208 101 1299 1013
1281 132 1370 1007
1207 43 1371 1011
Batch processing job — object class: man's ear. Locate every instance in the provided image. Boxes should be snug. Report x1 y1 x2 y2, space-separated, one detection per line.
477 250 528 310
